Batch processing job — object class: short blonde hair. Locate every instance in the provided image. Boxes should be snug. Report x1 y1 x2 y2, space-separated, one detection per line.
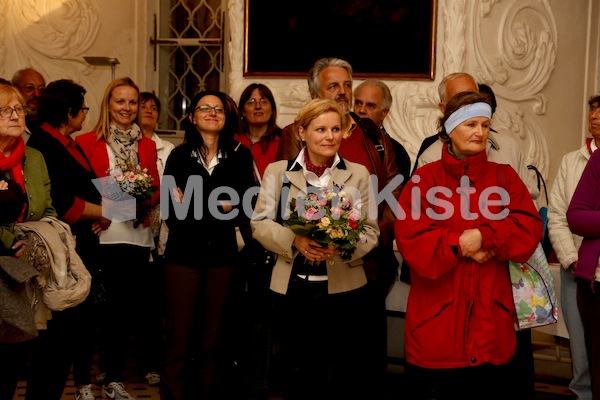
293 98 348 139
0 84 25 107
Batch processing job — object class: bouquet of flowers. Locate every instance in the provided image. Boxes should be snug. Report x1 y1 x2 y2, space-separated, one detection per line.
107 161 156 227
286 183 368 260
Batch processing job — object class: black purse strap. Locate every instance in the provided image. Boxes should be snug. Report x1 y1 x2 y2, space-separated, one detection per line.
527 165 548 206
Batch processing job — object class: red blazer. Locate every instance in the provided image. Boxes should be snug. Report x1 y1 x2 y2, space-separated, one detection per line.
76 131 160 214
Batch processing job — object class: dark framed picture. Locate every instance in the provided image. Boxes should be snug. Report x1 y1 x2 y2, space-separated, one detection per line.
243 0 437 80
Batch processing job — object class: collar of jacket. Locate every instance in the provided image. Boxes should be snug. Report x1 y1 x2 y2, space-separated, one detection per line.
288 155 347 171
285 157 350 191
487 131 500 151
441 143 488 184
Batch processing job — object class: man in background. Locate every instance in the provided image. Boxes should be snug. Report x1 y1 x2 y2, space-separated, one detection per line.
12 68 46 142
353 79 411 180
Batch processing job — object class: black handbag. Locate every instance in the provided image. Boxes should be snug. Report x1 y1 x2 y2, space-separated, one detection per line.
239 238 276 293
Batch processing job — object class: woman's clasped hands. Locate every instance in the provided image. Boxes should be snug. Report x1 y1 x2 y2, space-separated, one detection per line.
459 228 494 264
293 235 340 263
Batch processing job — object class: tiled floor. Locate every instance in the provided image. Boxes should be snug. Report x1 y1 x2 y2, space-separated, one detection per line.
12 373 574 400
12 332 576 399
12 366 575 400
12 358 161 400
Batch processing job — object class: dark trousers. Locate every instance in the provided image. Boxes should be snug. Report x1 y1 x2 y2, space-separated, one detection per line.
405 362 514 400
275 278 369 400
96 244 150 384
505 329 535 400
362 280 390 400
0 341 31 400
161 263 235 400
134 256 166 375
25 301 95 400
229 264 275 397
577 279 600 399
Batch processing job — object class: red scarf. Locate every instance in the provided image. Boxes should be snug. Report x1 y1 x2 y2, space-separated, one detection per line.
586 137 593 155
0 137 26 191
303 148 334 177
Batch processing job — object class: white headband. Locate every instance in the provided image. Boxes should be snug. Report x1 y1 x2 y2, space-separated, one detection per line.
444 102 492 134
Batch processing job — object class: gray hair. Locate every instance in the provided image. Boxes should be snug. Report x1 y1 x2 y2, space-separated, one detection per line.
11 68 41 86
354 79 392 111
437 72 477 105
307 58 353 98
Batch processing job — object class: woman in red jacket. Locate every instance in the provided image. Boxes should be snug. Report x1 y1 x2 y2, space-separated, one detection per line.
395 91 542 399
76 77 159 400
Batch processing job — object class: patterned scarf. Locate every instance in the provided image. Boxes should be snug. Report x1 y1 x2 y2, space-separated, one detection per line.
107 123 142 165
303 148 334 177
0 137 26 191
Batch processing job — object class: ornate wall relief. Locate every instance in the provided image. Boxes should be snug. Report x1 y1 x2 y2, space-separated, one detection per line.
0 0 100 129
227 0 556 173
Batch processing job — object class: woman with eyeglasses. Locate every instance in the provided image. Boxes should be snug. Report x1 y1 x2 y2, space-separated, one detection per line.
0 83 56 400
24 79 106 400
234 83 283 398
0 83 56 254
76 77 160 400
161 90 256 400
236 83 282 179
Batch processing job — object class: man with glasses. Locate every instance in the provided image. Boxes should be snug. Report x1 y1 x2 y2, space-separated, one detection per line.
11 68 46 142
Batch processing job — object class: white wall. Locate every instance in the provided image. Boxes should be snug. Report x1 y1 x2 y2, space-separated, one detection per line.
0 0 148 134
1 0 597 189
226 0 599 190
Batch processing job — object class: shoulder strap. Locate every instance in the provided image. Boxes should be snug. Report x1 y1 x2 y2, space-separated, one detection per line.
527 165 548 206
353 113 385 162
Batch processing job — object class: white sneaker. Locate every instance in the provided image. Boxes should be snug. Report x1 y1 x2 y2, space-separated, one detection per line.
101 382 136 400
75 384 95 400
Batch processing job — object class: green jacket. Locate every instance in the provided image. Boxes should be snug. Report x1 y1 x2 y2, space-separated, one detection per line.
1 146 57 251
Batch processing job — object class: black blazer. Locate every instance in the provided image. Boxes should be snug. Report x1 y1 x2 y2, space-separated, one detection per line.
163 141 256 268
27 124 101 263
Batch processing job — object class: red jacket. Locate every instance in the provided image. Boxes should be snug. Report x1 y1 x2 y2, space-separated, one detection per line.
395 146 542 369
76 131 160 222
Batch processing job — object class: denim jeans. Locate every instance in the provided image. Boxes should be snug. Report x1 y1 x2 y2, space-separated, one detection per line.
561 268 592 399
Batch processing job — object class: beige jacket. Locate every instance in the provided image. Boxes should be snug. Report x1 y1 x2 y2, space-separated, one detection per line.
251 159 380 295
547 145 591 270
15 217 91 329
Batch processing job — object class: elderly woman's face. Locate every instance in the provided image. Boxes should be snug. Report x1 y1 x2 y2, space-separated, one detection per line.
449 116 490 159
0 96 26 144
298 110 343 166
109 85 139 130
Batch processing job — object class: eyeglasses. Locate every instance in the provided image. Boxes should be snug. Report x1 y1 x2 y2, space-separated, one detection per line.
195 105 225 114
0 106 28 119
81 107 90 115
245 98 269 107
19 85 45 95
